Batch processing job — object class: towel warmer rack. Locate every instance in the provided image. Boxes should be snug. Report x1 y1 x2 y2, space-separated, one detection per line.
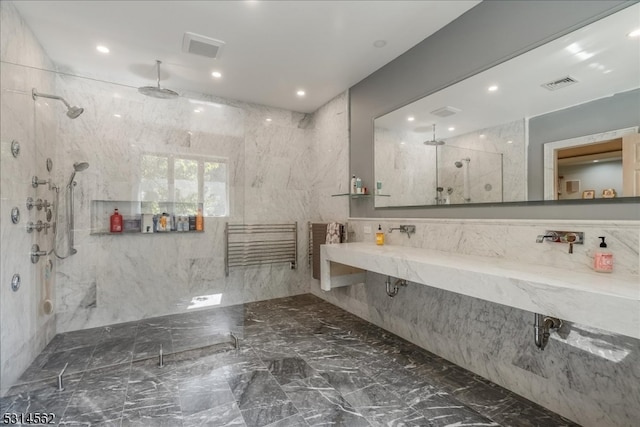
225 222 297 276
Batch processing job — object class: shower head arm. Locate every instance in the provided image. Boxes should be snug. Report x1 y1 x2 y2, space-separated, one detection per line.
32 89 72 109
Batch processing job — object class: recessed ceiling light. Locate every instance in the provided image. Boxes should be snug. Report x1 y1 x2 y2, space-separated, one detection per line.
488 85 498 92
194 109 201 113
593 160 599 163
113 113 121 118
373 40 387 48
96 45 109 54
507 140 513 144
479 134 486 139
628 28 640 38
407 116 415 122
211 71 222 78
296 90 306 97
448 127 455 131
265 118 272 122
400 141 406 145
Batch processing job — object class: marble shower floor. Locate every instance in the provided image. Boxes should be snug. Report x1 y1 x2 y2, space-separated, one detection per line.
1 294 578 427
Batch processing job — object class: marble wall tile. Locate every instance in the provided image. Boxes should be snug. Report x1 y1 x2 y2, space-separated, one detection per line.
0 1 58 393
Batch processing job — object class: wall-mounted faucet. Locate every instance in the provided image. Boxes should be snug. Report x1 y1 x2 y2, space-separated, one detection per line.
536 230 583 253
388 225 416 238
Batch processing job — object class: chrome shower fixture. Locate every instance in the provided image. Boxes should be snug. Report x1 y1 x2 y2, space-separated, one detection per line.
454 158 471 168
68 162 89 187
32 89 84 119
138 60 179 99
423 124 445 146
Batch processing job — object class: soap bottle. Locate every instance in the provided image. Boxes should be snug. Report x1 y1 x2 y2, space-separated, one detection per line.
356 177 363 194
593 236 613 273
195 208 204 231
110 208 123 233
351 175 356 194
376 224 385 246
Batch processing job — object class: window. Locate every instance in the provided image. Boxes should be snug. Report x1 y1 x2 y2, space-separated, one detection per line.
140 153 229 217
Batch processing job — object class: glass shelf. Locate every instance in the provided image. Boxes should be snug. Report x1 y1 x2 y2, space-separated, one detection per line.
331 193 390 198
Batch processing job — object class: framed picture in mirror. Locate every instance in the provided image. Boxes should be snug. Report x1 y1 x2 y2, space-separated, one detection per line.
582 190 595 199
602 189 617 198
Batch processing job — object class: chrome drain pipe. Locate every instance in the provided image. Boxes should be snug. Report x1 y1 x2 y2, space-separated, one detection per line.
385 276 407 297
534 313 562 350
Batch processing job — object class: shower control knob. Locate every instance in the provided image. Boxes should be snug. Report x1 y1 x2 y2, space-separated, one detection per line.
30 244 47 264
43 222 52 235
35 199 51 210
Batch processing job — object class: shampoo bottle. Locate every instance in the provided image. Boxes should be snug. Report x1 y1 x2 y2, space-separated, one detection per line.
376 224 385 246
110 208 123 233
593 236 613 273
351 175 357 194
196 208 204 231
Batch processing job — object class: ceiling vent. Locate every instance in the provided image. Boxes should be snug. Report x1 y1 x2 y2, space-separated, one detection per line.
541 76 579 91
182 32 225 59
430 106 461 118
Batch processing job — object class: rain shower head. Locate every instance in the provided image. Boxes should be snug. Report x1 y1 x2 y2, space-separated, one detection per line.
423 124 445 146
68 162 89 187
32 89 84 119
138 60 179 99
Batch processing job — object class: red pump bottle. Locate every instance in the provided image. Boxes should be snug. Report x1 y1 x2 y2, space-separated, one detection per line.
110 208 123 233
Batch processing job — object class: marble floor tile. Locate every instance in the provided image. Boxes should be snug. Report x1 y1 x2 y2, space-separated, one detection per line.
240 401 298 427
87 337 135 370
182 402 246 427
7 294 577 427
264 357 317 385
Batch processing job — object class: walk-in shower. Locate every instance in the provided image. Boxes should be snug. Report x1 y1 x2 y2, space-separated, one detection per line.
52 162 89 258
32 89 84 119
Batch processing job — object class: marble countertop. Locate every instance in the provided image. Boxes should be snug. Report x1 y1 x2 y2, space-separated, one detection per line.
320 242 640 339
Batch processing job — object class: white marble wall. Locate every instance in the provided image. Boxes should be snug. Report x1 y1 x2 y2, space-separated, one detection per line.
312 218 640 427
0 1 57 393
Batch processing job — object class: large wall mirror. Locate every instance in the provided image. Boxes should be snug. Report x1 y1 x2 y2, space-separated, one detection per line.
374 3 639 208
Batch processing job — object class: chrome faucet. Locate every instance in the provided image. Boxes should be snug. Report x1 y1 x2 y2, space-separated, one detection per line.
387 225 416 238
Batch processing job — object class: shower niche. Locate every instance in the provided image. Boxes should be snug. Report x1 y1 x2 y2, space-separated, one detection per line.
90 200 205 235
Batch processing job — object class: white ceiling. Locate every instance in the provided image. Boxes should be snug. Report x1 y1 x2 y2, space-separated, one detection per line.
12 0 480 113
375 3 640 139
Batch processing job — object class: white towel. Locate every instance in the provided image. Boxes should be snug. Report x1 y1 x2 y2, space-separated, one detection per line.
326 222 342 244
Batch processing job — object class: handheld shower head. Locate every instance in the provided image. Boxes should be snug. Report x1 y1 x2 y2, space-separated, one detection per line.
454 161 463 168
32 89 84 119
68 162 89 187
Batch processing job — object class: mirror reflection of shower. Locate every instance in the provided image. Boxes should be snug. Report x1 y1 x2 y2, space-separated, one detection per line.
455 158 471 202
52 162 90 258
32 89 84 119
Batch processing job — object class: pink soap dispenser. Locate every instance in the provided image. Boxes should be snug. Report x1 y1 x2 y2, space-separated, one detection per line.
593 236 613 273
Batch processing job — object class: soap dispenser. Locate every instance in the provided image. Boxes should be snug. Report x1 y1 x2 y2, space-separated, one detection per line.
376 224 385 246
593 236 613 273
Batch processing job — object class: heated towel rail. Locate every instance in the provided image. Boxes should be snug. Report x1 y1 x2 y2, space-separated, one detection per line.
225 222 297 276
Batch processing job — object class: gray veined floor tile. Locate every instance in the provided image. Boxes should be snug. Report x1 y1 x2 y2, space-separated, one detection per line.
264 357 317 385
282 376 370 427
240 400 299 427
87 337 135 370
182 401 247 427
180 383 236 416
228 370 290 411
344 383 422 426
9 294 578 427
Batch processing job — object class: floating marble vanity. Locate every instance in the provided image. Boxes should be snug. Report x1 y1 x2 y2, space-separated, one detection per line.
320 243 640 339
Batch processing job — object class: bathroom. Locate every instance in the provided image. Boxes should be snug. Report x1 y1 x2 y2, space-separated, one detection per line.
1 1 639 426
